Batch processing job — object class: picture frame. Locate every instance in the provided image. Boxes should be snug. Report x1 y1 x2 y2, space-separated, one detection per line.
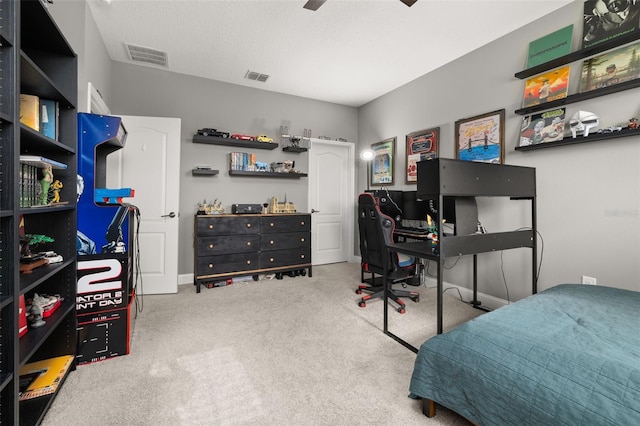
370 137 395 186
454 109 505 164
405 127 439 184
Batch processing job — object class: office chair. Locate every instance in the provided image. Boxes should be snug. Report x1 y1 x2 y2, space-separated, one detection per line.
356 192 420 313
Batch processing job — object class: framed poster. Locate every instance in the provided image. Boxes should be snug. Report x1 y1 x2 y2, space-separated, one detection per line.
370 137 395 186
405 127 439 184
455 109 505 164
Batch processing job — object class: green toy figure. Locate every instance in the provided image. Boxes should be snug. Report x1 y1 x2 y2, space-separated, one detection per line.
40 163 53 205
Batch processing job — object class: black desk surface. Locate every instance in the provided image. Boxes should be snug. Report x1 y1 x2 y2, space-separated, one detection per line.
388 241 436 260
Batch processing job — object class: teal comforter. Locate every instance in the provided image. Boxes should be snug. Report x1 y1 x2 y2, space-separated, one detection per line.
409 284 640 425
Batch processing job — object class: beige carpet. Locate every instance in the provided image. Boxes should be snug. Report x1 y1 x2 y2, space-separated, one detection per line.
42 262 480 425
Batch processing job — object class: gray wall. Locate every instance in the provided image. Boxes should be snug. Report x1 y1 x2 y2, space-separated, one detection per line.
109 62 358 274
358 1 640 298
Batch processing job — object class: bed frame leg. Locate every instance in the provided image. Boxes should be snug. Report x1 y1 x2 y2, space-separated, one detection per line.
421 399 436 417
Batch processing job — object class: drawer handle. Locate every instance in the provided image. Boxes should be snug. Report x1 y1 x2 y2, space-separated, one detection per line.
300 238 305 242
300 221 305 226
246 241 252 246
208 263 214 269
270 257 274 262
247 260 251 265
300 254 305 259
246 223 252 228
208 224 214 229
270 240 274 245
270 222 275 227
208 244 214 249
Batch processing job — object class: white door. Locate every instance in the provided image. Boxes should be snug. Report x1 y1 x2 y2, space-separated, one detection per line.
106 115 181 294
308 139 355 265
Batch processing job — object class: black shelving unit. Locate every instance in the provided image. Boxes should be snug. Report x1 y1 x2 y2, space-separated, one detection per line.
192 134 278 150
1 1 78 424
228 170 308 178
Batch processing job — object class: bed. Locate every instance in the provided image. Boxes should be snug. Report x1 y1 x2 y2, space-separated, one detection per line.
409 284 640 425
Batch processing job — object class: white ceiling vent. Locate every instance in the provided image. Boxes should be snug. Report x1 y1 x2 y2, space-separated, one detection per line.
244 70 269 83
125 43 168 67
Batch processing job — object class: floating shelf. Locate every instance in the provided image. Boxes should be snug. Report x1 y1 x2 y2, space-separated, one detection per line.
515 127 640 151
192 168 219 176
193 135 278 150
282 146 308 153
228 170 307 178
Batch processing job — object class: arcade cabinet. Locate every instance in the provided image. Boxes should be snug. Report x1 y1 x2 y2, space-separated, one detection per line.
75 113 137 365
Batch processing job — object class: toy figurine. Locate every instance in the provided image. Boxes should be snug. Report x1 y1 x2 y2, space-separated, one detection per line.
50 179 63 203
629 117 639 129
40 163 53 205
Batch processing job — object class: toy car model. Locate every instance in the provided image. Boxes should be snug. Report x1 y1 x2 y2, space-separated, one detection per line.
197 128 229 138
256 134 274 143
230 134 256 141
596 126 623 134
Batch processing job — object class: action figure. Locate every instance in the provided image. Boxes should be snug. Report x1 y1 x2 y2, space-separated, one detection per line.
629 117 639 129
40 163 53 205
50 179 63 203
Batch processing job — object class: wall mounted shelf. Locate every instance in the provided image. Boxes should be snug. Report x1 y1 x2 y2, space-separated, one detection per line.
282 146 308 153
192 169 219 176
516 127 640 151
514 31 640 80
229 170 307 178
193 135 278 150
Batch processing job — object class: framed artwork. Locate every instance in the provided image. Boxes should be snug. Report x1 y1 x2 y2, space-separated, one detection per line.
370 137 395 186
405 127 439 184
455 109 505 164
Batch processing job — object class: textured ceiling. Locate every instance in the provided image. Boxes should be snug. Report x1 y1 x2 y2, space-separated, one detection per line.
86 0 573 107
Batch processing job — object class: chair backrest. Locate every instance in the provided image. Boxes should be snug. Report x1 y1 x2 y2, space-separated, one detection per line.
358 192 409 276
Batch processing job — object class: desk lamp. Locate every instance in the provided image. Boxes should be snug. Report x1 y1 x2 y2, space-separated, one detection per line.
360 148 375 191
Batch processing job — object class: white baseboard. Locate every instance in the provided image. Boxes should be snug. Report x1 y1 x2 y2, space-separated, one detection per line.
179 273 193 286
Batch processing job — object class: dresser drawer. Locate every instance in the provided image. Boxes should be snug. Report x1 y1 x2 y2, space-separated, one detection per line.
196 253 259 277
197 235 259 256
260 248 311 269
261 215 310 234
197 216 260 236
260 232 310 251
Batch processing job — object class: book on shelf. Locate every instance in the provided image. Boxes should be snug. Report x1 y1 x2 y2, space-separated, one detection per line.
20 94 40 131
19 155 68 170
18 355 74 401
579 40 640 92
40 98 59 140
522 65 570 108
526 25 573 69
519 108 566 147
581 0 640 50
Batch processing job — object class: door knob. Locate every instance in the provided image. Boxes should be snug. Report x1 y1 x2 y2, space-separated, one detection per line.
311 209 320 213
161 212 177 218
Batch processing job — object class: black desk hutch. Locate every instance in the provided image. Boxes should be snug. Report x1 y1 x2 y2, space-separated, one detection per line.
385 159 537 352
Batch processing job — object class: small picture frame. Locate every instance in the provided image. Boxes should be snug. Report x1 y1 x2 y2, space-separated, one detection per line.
406 127 439 184
370 137 395 186
455 109 505 164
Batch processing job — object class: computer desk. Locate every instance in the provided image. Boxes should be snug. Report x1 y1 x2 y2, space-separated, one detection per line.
382 159 537 354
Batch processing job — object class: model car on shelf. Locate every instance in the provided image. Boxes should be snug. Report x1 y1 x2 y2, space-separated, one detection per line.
256 134 274 143
197 128 230 138
596 126 623 134
230 134 256 141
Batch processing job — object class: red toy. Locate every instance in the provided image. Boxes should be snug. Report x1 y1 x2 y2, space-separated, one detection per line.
230 134 256 141
629 117 639 129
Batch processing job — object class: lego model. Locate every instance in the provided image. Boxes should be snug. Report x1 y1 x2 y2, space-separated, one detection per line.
197 128 230 138
256 134 274 143
629 117 639 129
268 197 297 214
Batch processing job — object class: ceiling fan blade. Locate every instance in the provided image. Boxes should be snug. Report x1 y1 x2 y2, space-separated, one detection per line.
303 0 327 11
400 0 418 6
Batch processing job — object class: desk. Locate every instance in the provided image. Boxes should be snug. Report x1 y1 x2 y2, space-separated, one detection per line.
382 159 537 353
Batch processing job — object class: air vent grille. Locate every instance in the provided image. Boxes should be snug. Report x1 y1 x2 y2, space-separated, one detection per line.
244 70 269 83
125 43 168 67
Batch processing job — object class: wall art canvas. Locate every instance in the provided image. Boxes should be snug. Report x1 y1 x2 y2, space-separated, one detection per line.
527 25 573 68
405 127 439 184
371 137 395 186
455 109 505 164
520 108 566 146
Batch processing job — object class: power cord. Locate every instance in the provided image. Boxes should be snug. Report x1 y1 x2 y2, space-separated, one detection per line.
129 205 143 316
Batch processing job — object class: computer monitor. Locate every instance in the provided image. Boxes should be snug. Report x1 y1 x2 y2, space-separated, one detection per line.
401 191 431 222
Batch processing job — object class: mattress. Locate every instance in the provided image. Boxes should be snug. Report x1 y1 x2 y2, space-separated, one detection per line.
409 284 640 425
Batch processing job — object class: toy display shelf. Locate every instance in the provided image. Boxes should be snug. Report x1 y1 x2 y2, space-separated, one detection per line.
515 127 640 151
193 135 278 150
228 170 307 178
